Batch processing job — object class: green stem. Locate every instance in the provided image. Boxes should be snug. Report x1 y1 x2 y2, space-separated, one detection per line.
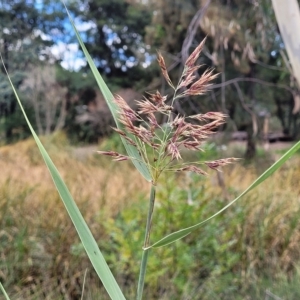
136 184 156 300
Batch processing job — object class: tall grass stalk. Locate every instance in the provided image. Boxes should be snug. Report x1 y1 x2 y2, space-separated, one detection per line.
0 282 10 300
137 185 155 300
66 10 300 295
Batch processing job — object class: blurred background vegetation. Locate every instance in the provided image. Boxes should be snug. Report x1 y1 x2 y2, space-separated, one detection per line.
1 0 300 299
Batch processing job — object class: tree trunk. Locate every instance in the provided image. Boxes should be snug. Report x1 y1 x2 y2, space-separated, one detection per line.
245 124 256 160
244 62 256 159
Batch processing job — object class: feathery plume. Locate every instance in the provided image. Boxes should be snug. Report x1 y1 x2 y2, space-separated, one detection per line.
185 37 206 67
205 158 238 171
183 69 218 96
157 52 175 88
99 38 238 178
176 165 208 175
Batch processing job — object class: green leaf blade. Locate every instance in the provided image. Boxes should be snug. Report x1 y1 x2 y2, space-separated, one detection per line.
0 282 11 300
1 59 126 300
147 141 300 249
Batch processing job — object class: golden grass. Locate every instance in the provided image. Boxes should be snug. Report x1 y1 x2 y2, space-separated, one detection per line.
0 134 150 299
222 156 300 274
0 134 150 217
1 135 300 298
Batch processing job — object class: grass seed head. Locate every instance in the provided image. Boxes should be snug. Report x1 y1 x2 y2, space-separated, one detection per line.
185 37 207 67
157 52 174 88
99 38 238 181
183 69 218 96
176 165 208 175
205 158 239 171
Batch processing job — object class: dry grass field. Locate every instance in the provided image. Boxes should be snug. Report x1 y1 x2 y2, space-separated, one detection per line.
1 133 300 299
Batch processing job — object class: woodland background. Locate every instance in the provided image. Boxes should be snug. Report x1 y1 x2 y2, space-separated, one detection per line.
1 0 299 157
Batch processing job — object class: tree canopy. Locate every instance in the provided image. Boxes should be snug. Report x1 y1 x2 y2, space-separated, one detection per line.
0 0 299 156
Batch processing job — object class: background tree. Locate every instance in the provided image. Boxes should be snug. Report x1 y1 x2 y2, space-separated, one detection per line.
0 0 41 141
0 0 73 142
145 0 298 158
21 64 68 135
79 0 152 87
1 0 299 149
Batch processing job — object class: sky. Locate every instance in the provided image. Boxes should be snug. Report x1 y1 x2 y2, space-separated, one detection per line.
34 1 93 71
49 20 96 70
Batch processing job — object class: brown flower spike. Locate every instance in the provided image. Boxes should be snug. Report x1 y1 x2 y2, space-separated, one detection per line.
99 39 237 182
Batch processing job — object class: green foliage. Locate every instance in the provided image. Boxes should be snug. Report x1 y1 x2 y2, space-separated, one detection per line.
0 0 71 142
91 170 300 299
56 67 100 143
100 132 126 154
56 67 98 96
145 0 300 158
2 133 300 299
82 0 151 85
0 72 35 143
146 0 197 52
147 139 300 248
94 175 227 297
0 103 36 143
66 5 152 181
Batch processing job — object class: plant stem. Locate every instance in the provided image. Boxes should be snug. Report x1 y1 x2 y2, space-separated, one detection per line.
136 184 156 300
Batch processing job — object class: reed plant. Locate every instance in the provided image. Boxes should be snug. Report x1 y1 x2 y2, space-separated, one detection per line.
97 38 239 299
1 4 300 299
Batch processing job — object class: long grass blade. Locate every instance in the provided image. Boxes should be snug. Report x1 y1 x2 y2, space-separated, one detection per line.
147 140 300 248
0 282 11 300
62 2 151 182
1 58 126 300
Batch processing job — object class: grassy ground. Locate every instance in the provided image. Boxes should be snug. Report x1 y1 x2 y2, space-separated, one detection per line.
1 133 300 299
